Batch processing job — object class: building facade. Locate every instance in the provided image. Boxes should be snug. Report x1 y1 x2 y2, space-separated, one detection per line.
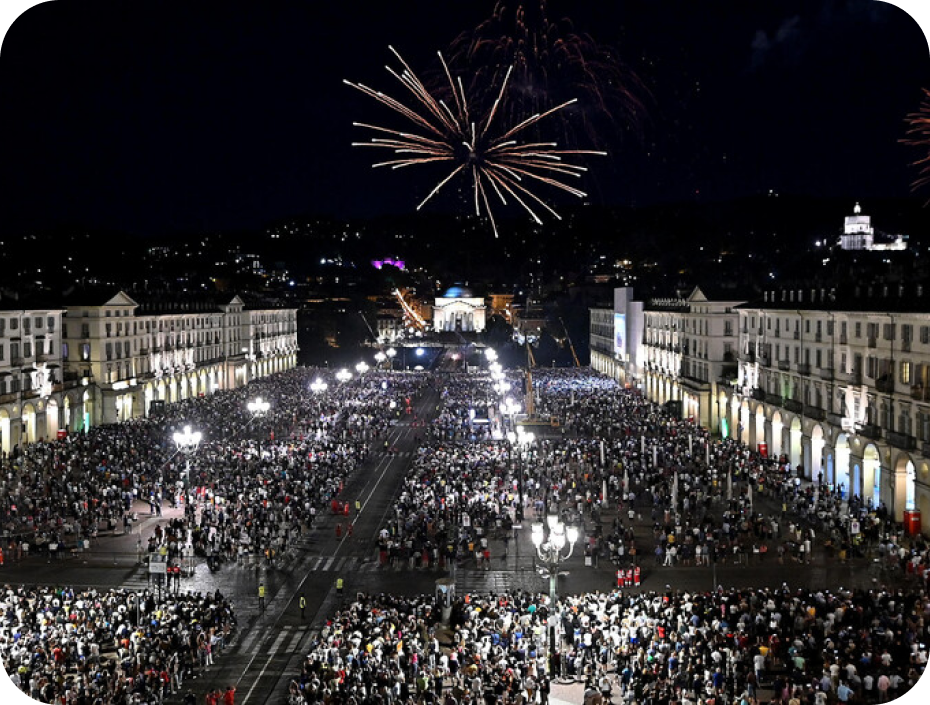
589 287 645 386
0 304 67 452
0 291 298 453
720 286 930 531
433 286 486 333
592 283 930 532
638 287 742 431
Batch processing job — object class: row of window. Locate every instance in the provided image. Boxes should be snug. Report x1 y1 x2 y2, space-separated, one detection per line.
745 317 929 345
0 340 55 362
0 316 57 336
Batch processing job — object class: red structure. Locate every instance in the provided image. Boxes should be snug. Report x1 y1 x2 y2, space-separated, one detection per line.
904 510 922 536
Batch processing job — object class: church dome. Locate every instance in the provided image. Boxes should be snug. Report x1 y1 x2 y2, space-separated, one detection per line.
441 285 474 299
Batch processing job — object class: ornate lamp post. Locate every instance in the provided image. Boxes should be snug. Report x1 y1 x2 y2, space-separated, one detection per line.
310 377 328 394
355 361 370 377
386 347 396 371
172 425 202 490
247 397 270 418
507 426 534 522
335 368 353 384
374 351 387 369
531 514 579 603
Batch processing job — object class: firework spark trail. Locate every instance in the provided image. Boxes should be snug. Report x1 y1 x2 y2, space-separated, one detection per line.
903 88 930 196
345 47 606 237
449 0 648 150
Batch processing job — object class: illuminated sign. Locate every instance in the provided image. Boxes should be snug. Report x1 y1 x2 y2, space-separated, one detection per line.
613 313 626 357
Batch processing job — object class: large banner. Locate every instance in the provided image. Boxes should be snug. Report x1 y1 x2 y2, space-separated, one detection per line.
614 313 626 358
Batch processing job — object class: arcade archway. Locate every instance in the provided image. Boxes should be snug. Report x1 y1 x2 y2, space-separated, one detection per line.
771 411 784 459
863 444 881 508
0 409 10 454
789 417 802 469
46 399 59 439
834 434 851 499
22 403 37 444
811 424 825 482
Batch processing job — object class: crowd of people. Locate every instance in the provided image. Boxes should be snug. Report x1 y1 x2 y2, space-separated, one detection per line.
289 585 928 705
373 367 930 586
0 367 427 571
0 366 431 703
0 584 236 704
4 360 930 705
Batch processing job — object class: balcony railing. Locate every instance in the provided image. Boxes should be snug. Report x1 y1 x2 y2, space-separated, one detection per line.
902 339 911 353
819 367 834 380
784 399 803 413
827 411 844 427
765 391 784 405
11 357 24 367
803 405 826 421
887 431 916 450
848 372 863 385
858 424 882 441
912 386 930 402
796 362 811 375
760 355 771 367
875 377 895 394
868 337 877 348
778 359 790 371
751 387 766 401
923 442 930 460
840 333 848 344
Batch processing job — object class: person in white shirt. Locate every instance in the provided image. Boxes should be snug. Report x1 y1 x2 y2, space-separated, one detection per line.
753 652 766 679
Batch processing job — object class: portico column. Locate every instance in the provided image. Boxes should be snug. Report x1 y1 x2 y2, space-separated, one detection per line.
844 452 861 502
893 465 908 523
748 412 759 450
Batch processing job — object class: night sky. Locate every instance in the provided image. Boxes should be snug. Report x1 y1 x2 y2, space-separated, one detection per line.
2 0 929 238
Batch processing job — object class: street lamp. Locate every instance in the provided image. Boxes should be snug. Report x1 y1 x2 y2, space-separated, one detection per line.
507 429 534 521
532 514 579 603
335 368 353 383
386 347 396 371
374 351 386 369
486 348 498 362
247 397 270 417
310 377 328 394
356 361 370 376
173 425 202 490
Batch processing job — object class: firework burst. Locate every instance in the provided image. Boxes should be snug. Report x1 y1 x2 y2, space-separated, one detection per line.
903 88 930 197
449 0 648 150
344 46 606 237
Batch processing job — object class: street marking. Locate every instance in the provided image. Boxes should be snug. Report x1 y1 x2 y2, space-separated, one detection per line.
241 635 286 705
282 626 307 655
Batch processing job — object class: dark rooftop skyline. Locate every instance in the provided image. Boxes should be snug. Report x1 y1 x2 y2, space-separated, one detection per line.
2 1 930 239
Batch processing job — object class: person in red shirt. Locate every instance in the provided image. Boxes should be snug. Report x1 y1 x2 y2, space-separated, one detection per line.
206 689 220 705
224 686 237 705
